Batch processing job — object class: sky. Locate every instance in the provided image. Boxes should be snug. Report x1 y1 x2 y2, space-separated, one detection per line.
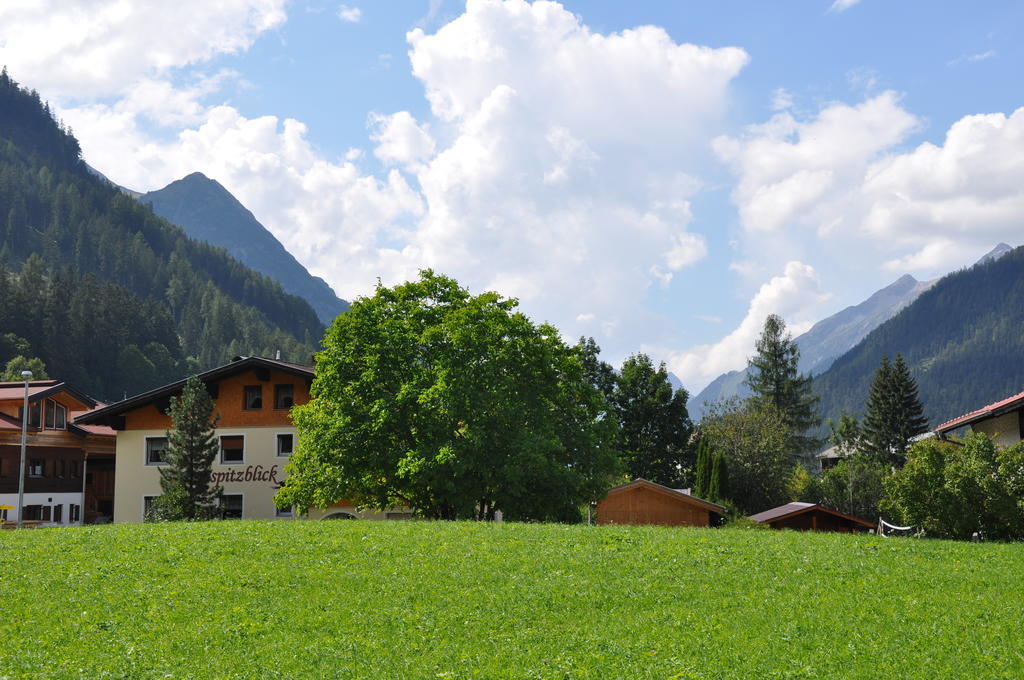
1 0 1022 394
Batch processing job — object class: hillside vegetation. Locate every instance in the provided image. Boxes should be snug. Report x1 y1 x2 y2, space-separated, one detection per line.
0 520 1021 679
0 70 321 399
814 245 1024 427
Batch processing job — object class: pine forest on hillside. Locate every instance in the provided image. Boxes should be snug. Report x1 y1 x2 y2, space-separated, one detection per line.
813 245 1024 428
0 70 322 400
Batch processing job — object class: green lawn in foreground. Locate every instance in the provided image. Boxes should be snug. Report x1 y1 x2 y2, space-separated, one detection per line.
0 520 1022 679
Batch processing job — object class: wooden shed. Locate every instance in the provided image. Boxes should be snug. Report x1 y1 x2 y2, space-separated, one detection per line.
748 502 874 533
596 478 725 527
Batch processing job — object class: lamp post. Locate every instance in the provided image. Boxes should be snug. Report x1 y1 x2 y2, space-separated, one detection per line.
16 369 32 529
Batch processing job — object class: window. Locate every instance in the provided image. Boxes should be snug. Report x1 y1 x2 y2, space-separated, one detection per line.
28 459 44 477
44 400 66 429
53 504 63 523
220 435 244 464
274 384 294 410
219 494 243 519
56 460 65 478
145 437 169 465
71 460 81 478
69 504 80 523
275 505 293 518
40 505 51 521
243 385 263 410
276 433 294 457
143 495 158 520
23 505 41 521
19 403 41 428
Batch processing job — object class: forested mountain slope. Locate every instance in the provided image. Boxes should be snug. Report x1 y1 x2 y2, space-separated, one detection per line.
689 273 934 420
0 70 322 400
143 173 349 325
813 244 1024 428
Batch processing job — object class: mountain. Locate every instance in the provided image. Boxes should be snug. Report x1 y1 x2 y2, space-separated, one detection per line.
813 243 1024 428
142 173 349 325
0 70 321 400
688 274 935 420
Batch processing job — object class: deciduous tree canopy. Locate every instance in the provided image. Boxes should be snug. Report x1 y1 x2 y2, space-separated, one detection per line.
277 272 620 522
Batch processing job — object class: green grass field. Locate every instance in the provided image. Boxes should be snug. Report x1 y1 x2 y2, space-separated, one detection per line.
0 520 1022 679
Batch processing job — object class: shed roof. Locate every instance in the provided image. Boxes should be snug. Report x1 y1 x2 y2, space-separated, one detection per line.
603 478 726 514
935 389 1024 435
748 502 874 528
74 356 314 425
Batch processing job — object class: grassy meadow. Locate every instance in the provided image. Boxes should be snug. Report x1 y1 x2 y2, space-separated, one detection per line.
0 520 1022 679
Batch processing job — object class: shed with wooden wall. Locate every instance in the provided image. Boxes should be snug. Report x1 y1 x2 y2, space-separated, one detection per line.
596 478 725 527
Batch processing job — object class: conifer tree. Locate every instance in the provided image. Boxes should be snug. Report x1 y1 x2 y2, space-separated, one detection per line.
711 453 728 503
694 437 712 498
151 376 222 520
861 354 928 465
745 314 820 457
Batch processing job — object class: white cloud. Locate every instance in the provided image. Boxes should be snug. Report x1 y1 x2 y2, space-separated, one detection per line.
53 0 748 361
370 111 436 168
948 50 995 67
655 262 831 392
337 4 362 22
829 0 862 12
771 88 794 111
714 91 918 235
0 0 286 98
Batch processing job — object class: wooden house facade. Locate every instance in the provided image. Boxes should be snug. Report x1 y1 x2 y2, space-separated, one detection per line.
596 478 725 527
0 380 115 526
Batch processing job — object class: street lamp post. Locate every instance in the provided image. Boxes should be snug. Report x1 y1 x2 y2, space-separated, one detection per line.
16 370 32 529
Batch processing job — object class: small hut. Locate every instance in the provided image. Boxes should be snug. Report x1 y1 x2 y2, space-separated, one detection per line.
748 502 873 533
596 478 725 527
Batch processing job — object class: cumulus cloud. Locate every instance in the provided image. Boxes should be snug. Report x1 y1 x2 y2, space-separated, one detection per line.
655 262 831 392
0 0 286 98
51 0 750 365
718 88 1024 276
370 111 436 168
337 5 362 22
714 91 919 235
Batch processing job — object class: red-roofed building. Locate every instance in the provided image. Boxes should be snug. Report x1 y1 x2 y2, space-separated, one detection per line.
748 502 874 533
934 390 1024 448
0 380 115 526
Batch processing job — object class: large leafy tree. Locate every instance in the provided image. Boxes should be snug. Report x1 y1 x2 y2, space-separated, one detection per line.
610 353 692 487
150 375 222 521
701 398 790 513
276 271 620 522
883 434 1024 540
861 354 928 465
745 314 820 457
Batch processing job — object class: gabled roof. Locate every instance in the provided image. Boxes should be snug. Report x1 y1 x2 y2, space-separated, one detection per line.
0 380 97 408
74 356 314 425
748 502 874 528
603 478 727 514
935 389 1024 435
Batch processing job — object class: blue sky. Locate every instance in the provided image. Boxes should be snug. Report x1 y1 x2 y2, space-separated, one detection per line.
1 0 1021 393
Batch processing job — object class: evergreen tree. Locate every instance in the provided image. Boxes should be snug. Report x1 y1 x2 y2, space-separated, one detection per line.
694 436 712 498
861 354 928 465
707 453 728 503
151 376 222 521
745 314 820 458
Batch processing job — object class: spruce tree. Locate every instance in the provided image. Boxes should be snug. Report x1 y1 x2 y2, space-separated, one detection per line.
694 437 712 498
152 375 222 520
861 354 928 465
745 314 820 457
